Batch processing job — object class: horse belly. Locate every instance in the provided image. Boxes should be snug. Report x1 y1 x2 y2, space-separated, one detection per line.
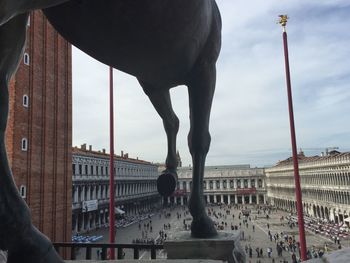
43 0 210 86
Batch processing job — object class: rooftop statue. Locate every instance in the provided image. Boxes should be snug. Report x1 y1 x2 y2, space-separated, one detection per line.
0 0 222 261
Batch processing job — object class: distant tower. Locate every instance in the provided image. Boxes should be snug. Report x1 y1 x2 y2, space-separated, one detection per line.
176 151 182 168
5 11 72 246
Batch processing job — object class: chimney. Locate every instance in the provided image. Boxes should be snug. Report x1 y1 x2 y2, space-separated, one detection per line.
124 153 129 159
121 150 124 157
89 145 92 151
102 149 106 154
81 143 87 150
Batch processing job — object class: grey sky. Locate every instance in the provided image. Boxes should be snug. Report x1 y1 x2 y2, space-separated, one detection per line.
72 0 350 168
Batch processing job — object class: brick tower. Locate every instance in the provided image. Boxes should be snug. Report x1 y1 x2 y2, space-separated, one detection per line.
5 10 72 246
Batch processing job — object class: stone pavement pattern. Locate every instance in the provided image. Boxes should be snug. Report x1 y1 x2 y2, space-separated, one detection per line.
75 205 349 262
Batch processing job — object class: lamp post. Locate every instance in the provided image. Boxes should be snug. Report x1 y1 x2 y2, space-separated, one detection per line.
108 66 115 259
278 15 307 261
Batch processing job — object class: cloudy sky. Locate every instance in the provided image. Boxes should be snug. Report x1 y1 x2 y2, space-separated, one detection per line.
72 0 350 168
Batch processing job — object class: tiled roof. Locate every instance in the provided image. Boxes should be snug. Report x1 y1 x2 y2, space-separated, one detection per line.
274 151 350 167
72 147 154 165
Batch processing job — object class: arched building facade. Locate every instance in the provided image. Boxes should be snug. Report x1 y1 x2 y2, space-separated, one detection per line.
72 144 161 234
266 151 350 224
165 165 267 206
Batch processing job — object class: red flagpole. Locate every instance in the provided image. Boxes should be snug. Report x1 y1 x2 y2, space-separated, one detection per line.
279 15 307 261
109 66 116 259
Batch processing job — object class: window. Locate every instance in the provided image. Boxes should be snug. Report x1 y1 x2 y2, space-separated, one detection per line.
21 138 28 151
24 53 30 65
209 181 213 190
72 164 76 175
19 185 27 198
258 179 263 188
85 165 88 175
203 181 207 189
237 180 241 189
244 179 248 188
251 179 255 188
23 95 29 107
223 180 227 189
183 181 187 191
230 180 234 189
216 180 220 189
78 165 82 175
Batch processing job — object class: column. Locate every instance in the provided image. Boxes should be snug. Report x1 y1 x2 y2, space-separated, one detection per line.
257 194 260 204
228 195 231 205
207 195 210 203
74 187 78 203
167 197 171 204
181 196 184 206
214 195 217 203
220 180 223 190
242 196 245 204
248 179 251 188
221 194 224 204
249 194 252 204
235 195 238 204
81 186 85 201
234 179 237 189
263 194 266 204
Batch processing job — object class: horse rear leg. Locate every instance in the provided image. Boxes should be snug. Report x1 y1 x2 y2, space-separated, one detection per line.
186 62 218 238
139 81 179 197
0 13 32 252
0 15 64 263
0 0 70 25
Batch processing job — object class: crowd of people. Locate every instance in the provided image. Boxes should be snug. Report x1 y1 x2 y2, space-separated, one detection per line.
115 212 154 229
200 203 349 263
288 214 349 246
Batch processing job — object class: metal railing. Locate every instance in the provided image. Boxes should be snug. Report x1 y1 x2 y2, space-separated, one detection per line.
53 242 164 260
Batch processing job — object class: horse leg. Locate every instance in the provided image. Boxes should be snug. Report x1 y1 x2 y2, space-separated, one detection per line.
0 0 70 26
0 15 64 263
186 62 218 238
0 13 32 252
139 80 179 197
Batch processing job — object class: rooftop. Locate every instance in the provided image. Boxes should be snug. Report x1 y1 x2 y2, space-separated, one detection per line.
72 144 155 166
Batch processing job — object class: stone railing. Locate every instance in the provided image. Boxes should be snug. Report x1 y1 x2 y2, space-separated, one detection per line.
54 242 163 260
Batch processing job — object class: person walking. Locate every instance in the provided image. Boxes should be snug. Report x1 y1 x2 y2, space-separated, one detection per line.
267 247 272 258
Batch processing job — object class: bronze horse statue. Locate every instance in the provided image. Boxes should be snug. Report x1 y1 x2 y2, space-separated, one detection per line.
0 0 221 261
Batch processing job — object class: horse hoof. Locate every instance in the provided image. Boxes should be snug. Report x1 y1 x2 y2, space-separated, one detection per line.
191 215 218 238
157 171 177 197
